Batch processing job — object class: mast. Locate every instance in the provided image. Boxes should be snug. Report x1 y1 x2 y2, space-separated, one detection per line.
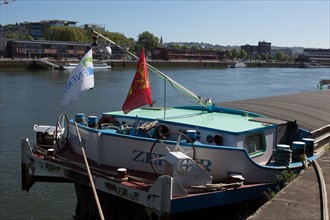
92 30 214 110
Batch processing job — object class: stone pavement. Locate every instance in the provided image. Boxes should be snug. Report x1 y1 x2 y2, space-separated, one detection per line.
247 149 329 220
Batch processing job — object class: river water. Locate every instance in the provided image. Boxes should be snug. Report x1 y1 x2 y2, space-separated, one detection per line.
0 67 329 219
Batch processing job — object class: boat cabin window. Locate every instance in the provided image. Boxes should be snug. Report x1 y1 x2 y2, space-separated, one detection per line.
244 133 265 154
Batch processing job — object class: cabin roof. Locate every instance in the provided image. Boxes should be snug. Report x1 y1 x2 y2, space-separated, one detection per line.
105 107 269 133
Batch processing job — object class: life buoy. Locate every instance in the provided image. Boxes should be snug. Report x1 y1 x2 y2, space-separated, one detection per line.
98 115 116 129
154 124 170 140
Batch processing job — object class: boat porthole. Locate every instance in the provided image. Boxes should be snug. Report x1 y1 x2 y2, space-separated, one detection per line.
214 135 223 145
206 135 214 143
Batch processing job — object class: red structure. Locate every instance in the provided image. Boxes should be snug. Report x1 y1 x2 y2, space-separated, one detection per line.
152 48 225 61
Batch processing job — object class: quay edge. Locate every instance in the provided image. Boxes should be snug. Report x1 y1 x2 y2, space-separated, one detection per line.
0 59 310 70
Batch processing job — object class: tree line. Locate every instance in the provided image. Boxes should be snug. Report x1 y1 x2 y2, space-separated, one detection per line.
2 24 294 61
44 26 161 56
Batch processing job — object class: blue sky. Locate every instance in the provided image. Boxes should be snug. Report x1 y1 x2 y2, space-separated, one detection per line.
0 0 329 48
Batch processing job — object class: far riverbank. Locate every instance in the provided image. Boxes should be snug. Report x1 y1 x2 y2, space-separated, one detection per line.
0 59 314 70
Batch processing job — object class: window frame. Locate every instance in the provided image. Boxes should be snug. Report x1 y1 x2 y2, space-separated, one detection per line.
243 132 266 156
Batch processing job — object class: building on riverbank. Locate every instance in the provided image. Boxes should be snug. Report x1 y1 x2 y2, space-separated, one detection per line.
0 37 225 61
0 38 126 60
1 37 329 67
2 38 89 59
1 38 227 62
151 47 225 61
297 48 330 64
241 41 272 56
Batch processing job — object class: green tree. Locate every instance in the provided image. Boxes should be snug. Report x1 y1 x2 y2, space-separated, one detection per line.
181 45 189 50
231 49 239 59
6 33 17 39
191 45 199 50
268 55 274 61
261 54 268 60
239 49 248 59
275 51 285 61
20 34 34 40
136 31 159 55
101 31 132 46
169 44 181 49
225 49 232 60
44 26 89 42
284 54 290 61
290 54 298 62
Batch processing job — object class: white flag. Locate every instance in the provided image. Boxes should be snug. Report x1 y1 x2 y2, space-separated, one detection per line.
60 49 94 106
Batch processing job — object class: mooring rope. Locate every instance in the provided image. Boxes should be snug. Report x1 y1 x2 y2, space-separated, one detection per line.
75 122 105 220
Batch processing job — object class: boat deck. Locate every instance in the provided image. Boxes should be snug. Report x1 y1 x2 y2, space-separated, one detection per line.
105 107 267 133
55 146 157 190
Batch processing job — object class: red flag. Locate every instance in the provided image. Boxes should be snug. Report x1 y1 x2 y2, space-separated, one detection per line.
122 48 153 114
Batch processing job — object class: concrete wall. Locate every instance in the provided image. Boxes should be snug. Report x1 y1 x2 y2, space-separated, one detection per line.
0 59 303 70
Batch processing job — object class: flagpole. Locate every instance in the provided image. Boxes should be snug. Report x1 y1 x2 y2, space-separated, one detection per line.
92 30 213 110
164 78 166 119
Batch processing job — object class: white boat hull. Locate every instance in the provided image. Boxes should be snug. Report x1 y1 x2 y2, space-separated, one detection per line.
61 63 111 70
68 123 304 183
